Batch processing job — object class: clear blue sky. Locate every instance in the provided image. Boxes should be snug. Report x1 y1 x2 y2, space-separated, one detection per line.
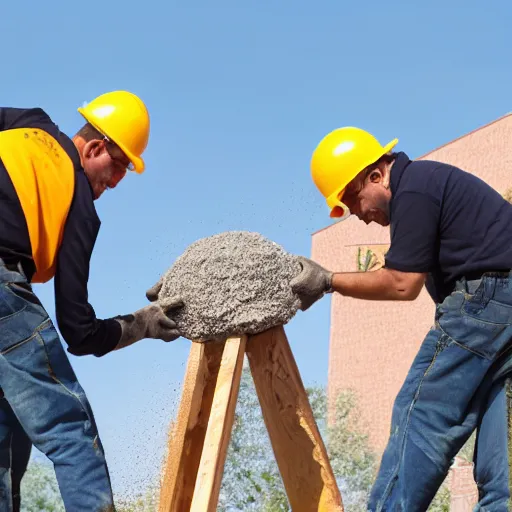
3 0 511 498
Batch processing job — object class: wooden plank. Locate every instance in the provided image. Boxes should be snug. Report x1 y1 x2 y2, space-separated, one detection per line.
246 325 344 512
190 335 247 512
158 339 225 512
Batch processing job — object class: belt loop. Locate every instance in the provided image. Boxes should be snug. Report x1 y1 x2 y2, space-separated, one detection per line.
481 276 496 308
16 261 26 280
455 276 467 293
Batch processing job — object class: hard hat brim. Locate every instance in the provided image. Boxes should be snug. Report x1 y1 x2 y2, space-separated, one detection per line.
330 205 347 219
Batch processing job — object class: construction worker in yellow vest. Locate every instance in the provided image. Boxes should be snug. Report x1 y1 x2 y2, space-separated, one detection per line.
291 127 512 510
0 91 183 511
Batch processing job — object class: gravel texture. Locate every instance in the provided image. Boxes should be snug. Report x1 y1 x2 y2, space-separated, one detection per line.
158 231 302 341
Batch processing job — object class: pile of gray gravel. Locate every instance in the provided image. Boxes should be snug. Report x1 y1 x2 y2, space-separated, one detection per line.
157 231 302 341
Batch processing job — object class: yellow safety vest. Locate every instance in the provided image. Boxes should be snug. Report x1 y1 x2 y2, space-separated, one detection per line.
0 128 76 283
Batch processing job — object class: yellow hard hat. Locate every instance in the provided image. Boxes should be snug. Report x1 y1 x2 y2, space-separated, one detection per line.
311 127 398 219
78 90 150 174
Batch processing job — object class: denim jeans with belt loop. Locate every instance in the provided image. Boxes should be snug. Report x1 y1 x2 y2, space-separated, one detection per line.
368 271 512 512
0 261 115 511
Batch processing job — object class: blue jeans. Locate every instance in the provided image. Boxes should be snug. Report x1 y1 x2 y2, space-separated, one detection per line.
368 272 512 512
0 262 115 511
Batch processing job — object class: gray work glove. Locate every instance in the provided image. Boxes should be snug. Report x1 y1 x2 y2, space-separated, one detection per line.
114 297 183 350
290 256 334 311
146 275 164 302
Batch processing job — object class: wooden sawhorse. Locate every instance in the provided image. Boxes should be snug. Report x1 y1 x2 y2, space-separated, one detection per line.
158 325 343 512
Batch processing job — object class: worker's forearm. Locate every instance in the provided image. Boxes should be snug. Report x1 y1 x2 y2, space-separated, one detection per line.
58 316 122 357
331 268 423 301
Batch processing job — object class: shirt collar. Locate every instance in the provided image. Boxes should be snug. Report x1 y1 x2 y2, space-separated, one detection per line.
389 151 412 196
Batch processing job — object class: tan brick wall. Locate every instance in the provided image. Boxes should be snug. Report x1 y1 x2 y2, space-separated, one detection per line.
312 113 512 508
449 459 478 511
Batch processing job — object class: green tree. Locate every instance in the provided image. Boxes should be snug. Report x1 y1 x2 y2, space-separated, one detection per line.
326 390 377 511
502 187 512 204
217 367 378 511
326 389 459 511
20 457 64 512
17 367 476 511
217 366 288 511
116 486 158 512
216 366 459 512
428 483 451 512
458 431 476 463
18 456 162 512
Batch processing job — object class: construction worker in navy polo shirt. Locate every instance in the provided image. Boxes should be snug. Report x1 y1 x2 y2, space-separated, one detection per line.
290 127 512 511
0 91 183 511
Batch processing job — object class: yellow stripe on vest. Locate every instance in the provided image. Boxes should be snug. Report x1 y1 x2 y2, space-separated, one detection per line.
0 128 75 283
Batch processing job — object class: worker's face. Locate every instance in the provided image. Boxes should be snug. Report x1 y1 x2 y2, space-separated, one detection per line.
82 139 131 199
342 162 392 226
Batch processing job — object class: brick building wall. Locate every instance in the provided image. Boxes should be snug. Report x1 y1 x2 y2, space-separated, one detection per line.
311 113 512 508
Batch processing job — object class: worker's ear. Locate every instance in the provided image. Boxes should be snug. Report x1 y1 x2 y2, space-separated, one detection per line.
370 159 391 187
83 139 105 160
369 169 383 184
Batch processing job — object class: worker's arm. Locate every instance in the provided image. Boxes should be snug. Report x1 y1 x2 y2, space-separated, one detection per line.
290 191 439 310
290 257 425 309
330 268 427 300
54 171 124 356
54 171 182 357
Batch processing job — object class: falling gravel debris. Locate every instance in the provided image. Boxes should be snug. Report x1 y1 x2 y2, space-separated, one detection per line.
158 231 302 341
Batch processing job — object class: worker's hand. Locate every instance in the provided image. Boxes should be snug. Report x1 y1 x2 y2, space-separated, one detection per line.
146 275 164 302
114 297 184 350
290 256 333 311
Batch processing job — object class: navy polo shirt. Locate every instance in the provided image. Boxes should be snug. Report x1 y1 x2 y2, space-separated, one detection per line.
384 152 512 303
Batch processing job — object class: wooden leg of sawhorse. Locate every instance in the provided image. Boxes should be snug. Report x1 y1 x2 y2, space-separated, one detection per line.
246 325 344 512
159 325 343 512
158 335 246 512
